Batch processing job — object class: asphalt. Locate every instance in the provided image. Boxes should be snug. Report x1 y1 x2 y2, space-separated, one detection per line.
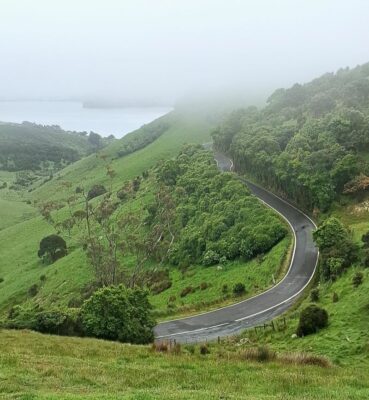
154 152 318 343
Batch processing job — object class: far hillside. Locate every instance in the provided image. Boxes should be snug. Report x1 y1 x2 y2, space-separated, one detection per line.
0 121 112 173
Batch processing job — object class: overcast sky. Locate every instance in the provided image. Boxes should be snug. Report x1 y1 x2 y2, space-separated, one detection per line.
1 0 369 104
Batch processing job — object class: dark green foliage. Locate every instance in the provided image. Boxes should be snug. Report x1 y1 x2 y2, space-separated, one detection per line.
199 344 210 355
28 284 39 297
310 288 320 302
352 271 364 288
38 234 67 263
313 217 358 280
361 231 369 247
233 282 246 296
80 285 155 344
5 305 82 336
296 304 328 337
35 308 83 336
212 63 369 211
200 282 209 290
0 277 4 283
0 122 104 172
161 148 287 266
332 292 339 303
222 284 229 294
87 184 107 200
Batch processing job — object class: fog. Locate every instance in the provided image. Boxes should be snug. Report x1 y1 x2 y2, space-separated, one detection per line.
1 0 369 105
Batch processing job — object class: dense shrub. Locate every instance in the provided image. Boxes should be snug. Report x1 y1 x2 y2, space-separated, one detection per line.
28 284 39 297
200 282 209 290
233 282 246 296
80 285 155 344
296 304 328 337
0 277 4 283
310 288 320 302
35 308 83 336
352 271 364 288
6 304 39 330
87 184 107 200
199 344 210 355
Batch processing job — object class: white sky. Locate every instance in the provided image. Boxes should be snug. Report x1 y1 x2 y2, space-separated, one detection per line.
1 0 369 103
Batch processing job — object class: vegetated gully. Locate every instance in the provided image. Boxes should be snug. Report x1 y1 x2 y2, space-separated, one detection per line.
155 152 319 343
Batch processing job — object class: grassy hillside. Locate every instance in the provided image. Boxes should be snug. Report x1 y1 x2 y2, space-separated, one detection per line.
0 109 292 322
0 329 368 399
31 110 213 202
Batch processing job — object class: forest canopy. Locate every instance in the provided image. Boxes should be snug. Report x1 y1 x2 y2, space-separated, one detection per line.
212 63 369 212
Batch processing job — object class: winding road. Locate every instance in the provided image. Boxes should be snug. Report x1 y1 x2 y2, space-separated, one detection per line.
154 153 319 343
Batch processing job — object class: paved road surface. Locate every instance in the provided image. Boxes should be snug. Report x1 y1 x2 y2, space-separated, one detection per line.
154 153 318 343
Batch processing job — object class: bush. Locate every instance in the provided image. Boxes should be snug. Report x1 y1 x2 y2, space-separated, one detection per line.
35 308 83 336
6 304 39 330
310 288 320 302
352 271 364 288
199 344 210 355
202 250 220 266
0 277 4 283
222 284 229 294
168 295 176 303
233 282 246 296
80 285 155 344
28 283 39 297
200 282 209 290
180 286 194 298
332 292 339 303
296 304 328 337
87 184 107 200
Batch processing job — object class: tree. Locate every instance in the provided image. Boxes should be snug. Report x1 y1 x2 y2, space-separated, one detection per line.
296 304 328 337
38 234 67 263
80 285 155 344
313 217 358 280
88 132 102 149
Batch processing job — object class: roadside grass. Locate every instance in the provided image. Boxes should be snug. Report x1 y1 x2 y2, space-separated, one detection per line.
236 265 369 367
0 329 368 399
151 236 291 319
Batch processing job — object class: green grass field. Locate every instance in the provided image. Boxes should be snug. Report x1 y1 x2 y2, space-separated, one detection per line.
0 329 368 399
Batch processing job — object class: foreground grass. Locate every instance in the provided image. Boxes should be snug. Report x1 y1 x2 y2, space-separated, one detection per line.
0 329 368 399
